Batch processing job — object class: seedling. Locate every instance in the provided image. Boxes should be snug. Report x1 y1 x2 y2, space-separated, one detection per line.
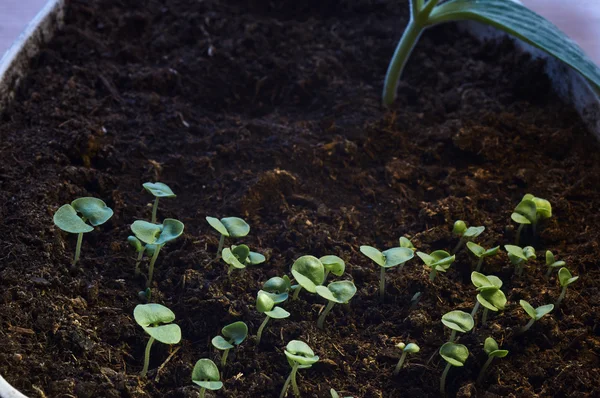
452 220 484 253
399 237 416 251
545 251 566 278
442 310 474 342
511 194 552 243
315 281 357 329
410 292 422 310
320 255 346 282
439 342 469 396
263 276 292 304
143 182 176 224
134 304 181 377
256 290 290 345
53 197 114 265
211 321 248 366
128 236 145 275
416 250 455 282
131 218 184 287
504 245 536 276
330 389 353 398
192 359 223 398
477 337 508 384
467 242 500 272
360 245 414 301
291 255 325 300
206 216 250 259
470 272 506 325
556 267 579 307
393 342 420 375
280 340 319 398
222 244 265 274
518 300 554 334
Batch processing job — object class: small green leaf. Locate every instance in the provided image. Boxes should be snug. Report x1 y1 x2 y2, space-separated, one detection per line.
220 217 250 238
211 335 234 350
206 216 229 236
439 342 469 367
523 246 536 260
145 324 181 344
545 250 555 265
71 197 113 227
399 237 416 251
192 359 223 390
231 244 250 263
471 272 492 288
320 255 346 276
519 300 537 320
512 199 537 224
489 349 509 358
463 226 485 239
128 236 143 252
154 218 184 245
531 197 552 219
285 340 319 367
222 321 248 345
511 212 531 225
131 221 162 245
134 303 176 327
265 306 290 319
467 242 485 257
477 289 507 311
558 267 579 287
441 310 474 333
504 245 527 261
143 182 176 198
483 246 500 257
360 246 385 266
381 247 415 268
453 220 467 236
256 291 275 313
263 277 290 294
483 337 499 354
53 204 94 234
247 251 266 265
291 256 325 293
315 281 357 304
404 343 420 353
223 248 246 270
534 304 554 320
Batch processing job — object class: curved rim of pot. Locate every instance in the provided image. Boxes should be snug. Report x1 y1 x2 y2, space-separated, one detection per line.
0 375 28 398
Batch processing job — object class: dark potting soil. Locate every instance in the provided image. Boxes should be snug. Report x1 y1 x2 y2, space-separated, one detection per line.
1 0 599 397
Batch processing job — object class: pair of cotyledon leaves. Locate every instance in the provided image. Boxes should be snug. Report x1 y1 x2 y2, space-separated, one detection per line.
211 321 248 351
134 303 181 345
291 255 356 302
130 219 184 246
53 197 114 234
471 272 507 312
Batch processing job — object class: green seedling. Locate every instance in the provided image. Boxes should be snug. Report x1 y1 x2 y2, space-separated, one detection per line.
320 255 346 282
442 311 474 342
381 0 600 107
131 218 184 288
206 216 250 259
470 272 506 325
330 389 353 398
280 340 319 398
477 337 508 385
143 182 176 224
393 342 420 375
452 220 484 253
410 292 422 310
504 245 536 276
211 321 248 366
256 290 290 345
291 255 325 300
511 194 552 243
315 281 357 329
128 236 145 275
467 242 500 272
53 197 114 265
556 267 579 307
222 244 265 274
399 237 416 251
134 303 181 377
545 251 566 278
439 342 469 396
416 250 455 282
518 300 554 334
192 358 223 398
360 245 414 301
263 276 292 304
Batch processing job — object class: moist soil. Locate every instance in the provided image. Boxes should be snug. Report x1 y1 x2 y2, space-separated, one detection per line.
1 0 599 397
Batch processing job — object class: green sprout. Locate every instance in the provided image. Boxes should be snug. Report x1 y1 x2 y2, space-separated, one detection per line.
291 255 325 300
360 245 414 301
280 340 319 398
53 197 114 266
545 250 566 278
477 337 508 385
320 255 346 282
467 242 500 272
131 218 184 288
315 281 357 329
452 220 485 253
262 276 292 304
134 303 181 377
556 267 579 307
393 342 420 375
439 342 469 396
256 290 290 345
192 359 223 398
206 216 250 259
504 245 536 276
143 182 176 224
330 389 353 398
442 310 474 342
416 250 455 282
128 236 145 275
211 321 248 366
511 194 552 243
470 272 506 325
399 237 416 251
518 300 554 335
221 244 265 274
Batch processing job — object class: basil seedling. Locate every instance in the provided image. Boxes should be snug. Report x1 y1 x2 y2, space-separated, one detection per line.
470 272 506 325
291 255 325 300
280 340 319 398
511 194 552 243
256 291 290 345
467 242 500 272
211 321 248 366
134 304 181 377
518 300 554 334
477 337 508 384
393 342 420 375
556 267 579 307
452 220 484 253
315 281 357 329
143 182 176 224
53 197 114 265
262 276 292 304
330 389 353 398
442 311 474 342
206 216 250 259
439 342 469 396
360 245 414 301
504 245 536 276
545 250 566 278
416 250 455 282
399 237 416 251
128 236 145 275
192 358 223 398
222 244 265 274
320 255 346 282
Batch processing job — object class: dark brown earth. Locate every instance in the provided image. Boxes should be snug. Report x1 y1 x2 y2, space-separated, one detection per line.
1 0 599 397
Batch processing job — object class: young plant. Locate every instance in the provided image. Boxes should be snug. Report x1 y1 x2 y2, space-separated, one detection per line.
439 342 469 396
206 216 250 259
222 244 265 274
511 194 552 243
256 291 290 345
399 237 416 251
128 236 145 275
330 389 353 398
504 245 536 276
467 242 500 272
381 0 600 107
53 197 114 265
393 342 420 375
262 276 292 304
131 218 184 287
211 321 248 366
416 250 455 282
470 272 506 325
315 281 357 329
143 182 176 224
518 300 554 334
556 267 579 307
320 255 346 282
477 337 508 384
452 220 484 253
545 251 566 278
442 310 474 342
134 303 181 377
291 255 325 300
192 359 223 398
280 340 319 398
360 245 414 301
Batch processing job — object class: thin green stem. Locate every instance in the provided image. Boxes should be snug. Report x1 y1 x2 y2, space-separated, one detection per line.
221 348 230 367
380 266 386 302
216 234 225 260
440 362 451 396
453 238 465 254
545 267 553 278
515 224 524 245
471 301 480 318
429 268 437 282
73 232 84 266
280 371 293 398
317 301 336 329
256 316 270 345
477 357 494 384
393 351 408 376
134 249 144 275
151 197 159 224
292 286 302 301
475 257 484 272
449 330 457 342
556 286 567 307
518 318 536 335
199 388 206 398
482 308 489 325
140 336 155 376
290 363 300 397
146 244 163 288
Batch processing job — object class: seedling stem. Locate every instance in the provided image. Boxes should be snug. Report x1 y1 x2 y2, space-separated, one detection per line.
380 267 386 301
151 198 159 224
217 234 225 260
519 318 535 334
317 301 336 329
147 244 163 288
449 330 457 342
280 363 300 398
393 351 409 376
256 317 270 344
74 232 84 266
440 363 451 396
477 357 494 384
221 349 229 367
141 337 155 377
